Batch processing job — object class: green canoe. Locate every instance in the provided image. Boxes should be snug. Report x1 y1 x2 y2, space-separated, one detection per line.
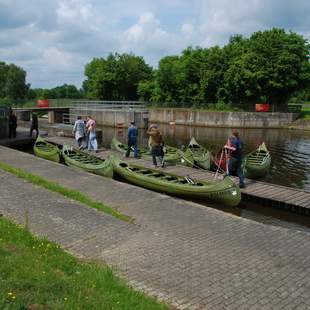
110 155 241 207
187 137 211 170
111 137 193 166
62 146 113 178
243 142 271 179
34 136 60 163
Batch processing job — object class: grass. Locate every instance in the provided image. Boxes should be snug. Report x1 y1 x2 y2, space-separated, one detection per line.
0 217 167 310
0 161 131 222
301 106 310 119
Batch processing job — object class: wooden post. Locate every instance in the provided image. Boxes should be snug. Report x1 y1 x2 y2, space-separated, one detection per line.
48 111 55 123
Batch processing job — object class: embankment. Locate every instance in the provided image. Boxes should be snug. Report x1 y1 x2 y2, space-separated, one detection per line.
149 109 299 128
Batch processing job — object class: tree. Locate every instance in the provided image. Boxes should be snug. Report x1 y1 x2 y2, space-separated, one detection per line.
0 62 28 102
83 53 153 100
0 62 9 98
51 84 81 99
223 29 310 110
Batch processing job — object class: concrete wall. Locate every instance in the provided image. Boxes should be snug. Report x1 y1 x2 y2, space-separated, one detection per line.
149 109 299 128
70 108 149 128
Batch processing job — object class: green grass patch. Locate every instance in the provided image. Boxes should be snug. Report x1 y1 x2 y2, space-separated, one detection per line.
0 217 167 310
301 106 310 119
0 161 131 222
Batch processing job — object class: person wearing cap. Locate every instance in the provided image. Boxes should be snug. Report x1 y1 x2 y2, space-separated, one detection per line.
126 121 138 158
147 124 165 168
225 129 245 188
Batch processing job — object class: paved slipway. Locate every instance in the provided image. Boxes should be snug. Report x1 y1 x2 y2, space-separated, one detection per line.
0 146 310 310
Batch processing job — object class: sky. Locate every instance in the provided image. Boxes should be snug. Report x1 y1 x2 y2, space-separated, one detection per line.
0 0 309 89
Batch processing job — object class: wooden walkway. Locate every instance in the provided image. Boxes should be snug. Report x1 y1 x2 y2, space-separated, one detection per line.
46 136 310 215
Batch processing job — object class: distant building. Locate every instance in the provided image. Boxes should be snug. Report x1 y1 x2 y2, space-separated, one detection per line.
0 107 9 139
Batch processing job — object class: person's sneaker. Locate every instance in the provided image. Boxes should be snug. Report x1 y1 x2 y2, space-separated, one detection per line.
161 162 166 168
239 183 245 188
152 165 158 168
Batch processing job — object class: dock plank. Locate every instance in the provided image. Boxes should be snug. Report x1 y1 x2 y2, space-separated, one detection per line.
45 135 310 212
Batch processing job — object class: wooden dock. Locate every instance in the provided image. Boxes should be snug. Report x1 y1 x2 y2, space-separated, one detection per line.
46 136 310 215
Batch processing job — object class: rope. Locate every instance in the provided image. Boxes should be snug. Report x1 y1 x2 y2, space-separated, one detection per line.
214 148 229 179
178 151 201 170
179 149 228 181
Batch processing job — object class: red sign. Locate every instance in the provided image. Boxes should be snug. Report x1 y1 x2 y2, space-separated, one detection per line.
255 103 269 112
37 99 49 108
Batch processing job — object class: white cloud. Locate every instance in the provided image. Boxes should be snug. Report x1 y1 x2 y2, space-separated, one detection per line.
121 12 187 64
181 23 194 37
56 0 104 32
0 0 309 88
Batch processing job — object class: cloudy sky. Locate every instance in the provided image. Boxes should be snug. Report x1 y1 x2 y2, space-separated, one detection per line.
0 0 309 88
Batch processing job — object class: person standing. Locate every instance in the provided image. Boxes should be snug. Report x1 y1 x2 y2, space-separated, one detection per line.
72 116 86 149
225 129 245 188
125 121 138 158
29 113 39 138
147 124 165 168
8 110 17 138
86 116 98 151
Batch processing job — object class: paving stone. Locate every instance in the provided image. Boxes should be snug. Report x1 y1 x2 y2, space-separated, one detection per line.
0 146 310 310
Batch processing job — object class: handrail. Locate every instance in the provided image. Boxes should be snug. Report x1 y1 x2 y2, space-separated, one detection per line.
70 100 147 111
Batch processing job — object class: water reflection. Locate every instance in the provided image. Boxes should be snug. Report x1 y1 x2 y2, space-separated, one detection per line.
198 200 310 233
98 125 310 192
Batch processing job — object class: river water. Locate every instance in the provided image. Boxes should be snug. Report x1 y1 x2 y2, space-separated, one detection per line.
98 125 310 192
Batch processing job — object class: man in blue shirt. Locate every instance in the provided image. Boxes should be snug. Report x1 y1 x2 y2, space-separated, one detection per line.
226 129 245 188
126 121 138 158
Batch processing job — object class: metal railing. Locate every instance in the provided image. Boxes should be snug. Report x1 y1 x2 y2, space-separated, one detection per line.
62 113 90 125
70 100 147 111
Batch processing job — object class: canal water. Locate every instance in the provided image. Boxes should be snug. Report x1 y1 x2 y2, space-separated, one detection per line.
98 125 310 192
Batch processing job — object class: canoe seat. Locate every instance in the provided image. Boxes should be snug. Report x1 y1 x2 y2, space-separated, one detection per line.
140 170 154 175
150 173 165 178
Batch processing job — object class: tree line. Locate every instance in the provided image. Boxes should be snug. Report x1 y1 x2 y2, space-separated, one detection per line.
70 28 310 110
1 28 309 110
0 60 81 106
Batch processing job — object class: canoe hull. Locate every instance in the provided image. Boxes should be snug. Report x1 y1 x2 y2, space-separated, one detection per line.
33 136 60 163
111 137 193 166
243 142 271 179
193 154 211 170
110 156 241 207
187 137 211 170
62 148 113 178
